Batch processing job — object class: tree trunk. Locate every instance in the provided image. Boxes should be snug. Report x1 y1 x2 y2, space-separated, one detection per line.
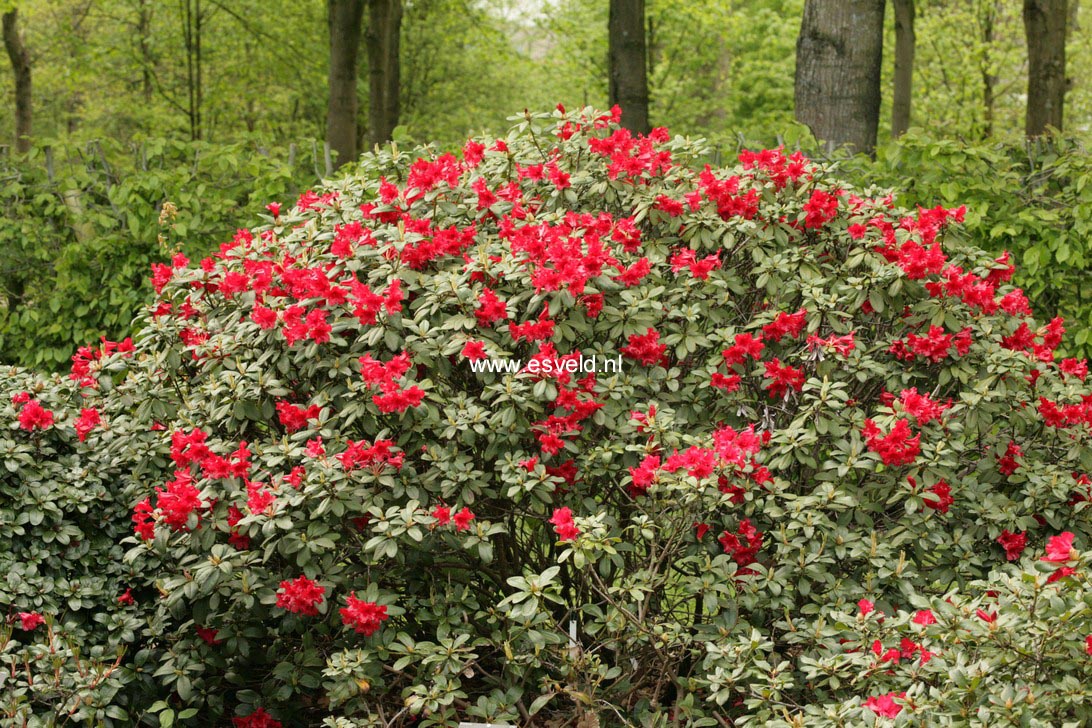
365 0 401 149
327 0 366 167
981 3 998 138
2 8 32 153
608 0 650 135
891 0 915 138
1023 0 1067 136
139 0 153 102
794 0 886 155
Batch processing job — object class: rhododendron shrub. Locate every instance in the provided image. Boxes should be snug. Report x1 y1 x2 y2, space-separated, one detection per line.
0 369 146 723
12 108 1092 725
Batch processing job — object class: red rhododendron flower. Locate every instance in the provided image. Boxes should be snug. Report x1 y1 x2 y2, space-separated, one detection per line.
372 384 426 414
233 708 282 728
620 328 667 367
276 575 326 616
155 470 205 531
251 305 278 329
808 331 856 357
628 454 660 497
196 625 222 645
1042 532 1076 562
857 599 875 617
17 612 44 630
1059 357 1089 381
864 692 905 719
912 609 936 625
976 608 997 623
998 441 1023 475
475 287 508 326
432 505 451 526
461 340 488 361
453 507 475 532
718 519 763 568
762 309 807 342
997 530 1026 561
74 408 101 442
710 372 741 391
923 481 953 513
17 400 54 431
763 358 805 399
1086 635 1092 655
722 333 764 366
338 438 404 471
276 401 320 432
549 507 581 542
664 445 717 479
117 588 135 606
862 418 920 466
340 593 389 635
898 388 949 425
802 190 838 229
613 257 651 287
132 498 155 541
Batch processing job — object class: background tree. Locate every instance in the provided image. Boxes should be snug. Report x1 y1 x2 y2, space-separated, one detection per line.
1024 0 1067 135
608 0 649 133
795 0 886 154
2 5 31 152
365 0 401 148
326 0 365 166
892 0 915 137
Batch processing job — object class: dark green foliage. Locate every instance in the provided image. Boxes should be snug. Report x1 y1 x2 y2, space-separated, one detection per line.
0 139 316 368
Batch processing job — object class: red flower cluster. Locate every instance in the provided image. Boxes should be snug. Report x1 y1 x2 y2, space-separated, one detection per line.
922 480 953 513
889 325 972 363
339 593 389 635
864 691 906 719
549 507 580 542
16 399 54 431
70 336 135 387
620 327 667 367
275 575 326 616
718 518 763 569
475 287 508 326
358 351 426 414
74 408 101 441
587 122 672 181
897 388 950 425
16 612 44 630
276 401 320 432
997 530 1027 560
721 332 764 366
862 418 921 466
669 248 721 280
761 309 807 342
763 358 805 399
337 438 404 472
802 190 839 229
232 708 282 728
1042 532 1076 562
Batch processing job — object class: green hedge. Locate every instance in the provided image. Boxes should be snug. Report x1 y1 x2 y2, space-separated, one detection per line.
0 139 318 369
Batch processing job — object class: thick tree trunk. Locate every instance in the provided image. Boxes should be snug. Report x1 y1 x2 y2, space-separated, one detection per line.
2 8 32 153
608 0 650 135
365 0 401 149
891 0 915 138
794 0 886 155
327 0 366 167
1023 0 1067 136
